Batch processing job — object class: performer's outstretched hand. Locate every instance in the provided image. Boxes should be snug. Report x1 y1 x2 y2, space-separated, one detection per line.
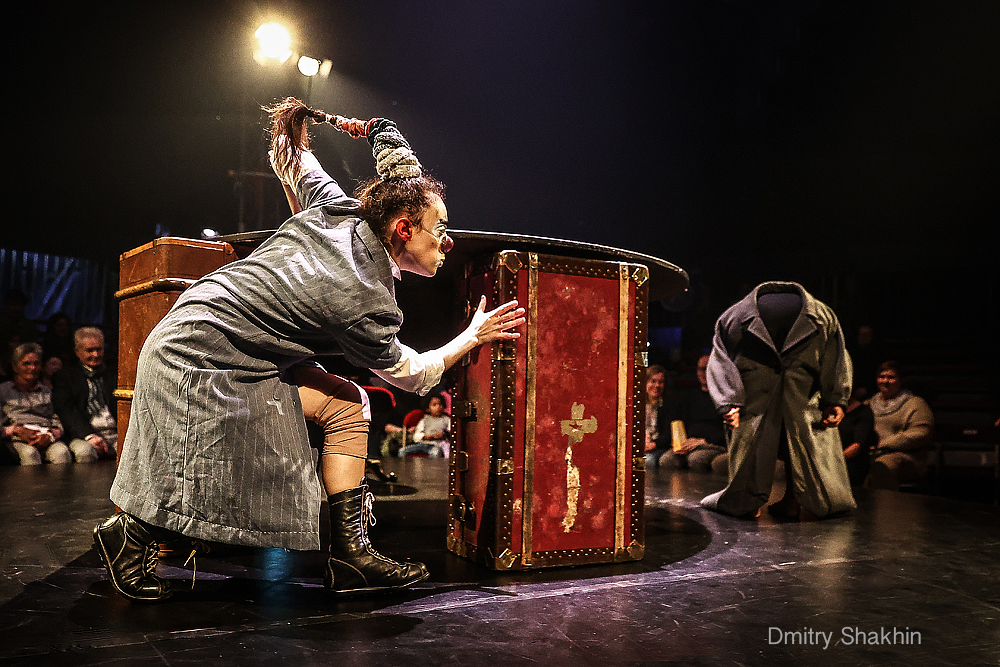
468 296 525 345
439 297 525 371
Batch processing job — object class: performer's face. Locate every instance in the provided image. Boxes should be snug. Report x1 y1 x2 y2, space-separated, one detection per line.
400 194 451 277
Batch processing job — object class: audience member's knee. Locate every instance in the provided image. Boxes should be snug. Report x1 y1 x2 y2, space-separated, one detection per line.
46 442 73 464
14 443 43 466
711 452 729 476
659 450 685 469
70 439 99 463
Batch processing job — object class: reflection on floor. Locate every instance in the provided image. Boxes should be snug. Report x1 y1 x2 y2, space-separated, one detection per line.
1 458 997 666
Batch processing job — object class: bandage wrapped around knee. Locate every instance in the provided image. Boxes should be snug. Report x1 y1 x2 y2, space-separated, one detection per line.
313 394 370 459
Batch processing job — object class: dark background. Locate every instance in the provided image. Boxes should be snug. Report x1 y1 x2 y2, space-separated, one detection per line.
6 0 998 354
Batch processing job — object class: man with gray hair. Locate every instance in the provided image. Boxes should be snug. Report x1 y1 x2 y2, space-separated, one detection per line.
52 327 117 459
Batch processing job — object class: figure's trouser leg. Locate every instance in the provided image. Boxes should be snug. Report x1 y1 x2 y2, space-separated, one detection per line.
295 367 371 496
294 367 428 596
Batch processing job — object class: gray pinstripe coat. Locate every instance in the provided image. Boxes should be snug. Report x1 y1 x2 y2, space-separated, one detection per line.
700 282 856 518
111 171 403 550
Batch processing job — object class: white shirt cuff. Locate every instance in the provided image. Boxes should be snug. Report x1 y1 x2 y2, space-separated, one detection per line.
371 341 446 396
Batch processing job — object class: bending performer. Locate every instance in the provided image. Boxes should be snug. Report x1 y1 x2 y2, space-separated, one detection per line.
94 98 525 602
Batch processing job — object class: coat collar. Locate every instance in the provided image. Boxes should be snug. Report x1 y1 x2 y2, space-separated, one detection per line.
353 217 397 294
740 281 820 355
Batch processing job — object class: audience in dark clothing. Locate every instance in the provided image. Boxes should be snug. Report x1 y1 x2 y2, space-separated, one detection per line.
839 389 877 486
658 354 726 472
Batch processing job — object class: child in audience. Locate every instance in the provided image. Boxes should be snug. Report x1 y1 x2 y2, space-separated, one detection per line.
398 391 450 458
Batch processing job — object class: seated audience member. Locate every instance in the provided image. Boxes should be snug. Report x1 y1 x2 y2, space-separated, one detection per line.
40 353 63 389
1 342 96 464
52 327 116 460
642 365 671 468
839 388 877 486
866 361 934 490
381 414 418 458
398 391 450 458
659 354 727 472
42 312 76 367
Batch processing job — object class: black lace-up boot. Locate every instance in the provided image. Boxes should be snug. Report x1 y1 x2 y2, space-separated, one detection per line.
325 482 428 596
93 512 174 602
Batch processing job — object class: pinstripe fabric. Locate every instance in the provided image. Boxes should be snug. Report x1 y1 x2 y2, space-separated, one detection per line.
111 171 402 550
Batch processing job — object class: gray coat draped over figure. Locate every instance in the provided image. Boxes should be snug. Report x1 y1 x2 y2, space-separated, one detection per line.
111 171 403 550
701 282 856 517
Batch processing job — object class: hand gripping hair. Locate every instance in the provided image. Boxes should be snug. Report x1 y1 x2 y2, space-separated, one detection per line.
264 97 422 185
263 97 444 243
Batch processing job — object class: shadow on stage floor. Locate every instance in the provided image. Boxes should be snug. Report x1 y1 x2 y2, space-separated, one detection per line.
1 458 997 666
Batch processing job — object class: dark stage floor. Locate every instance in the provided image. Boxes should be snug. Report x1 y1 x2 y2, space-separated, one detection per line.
1 458 998 666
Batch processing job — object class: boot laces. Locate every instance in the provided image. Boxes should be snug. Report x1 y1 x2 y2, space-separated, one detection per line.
182 540 211 589
360 489 377 549
363 489 377 528
142 545 159 577
183 549 198 589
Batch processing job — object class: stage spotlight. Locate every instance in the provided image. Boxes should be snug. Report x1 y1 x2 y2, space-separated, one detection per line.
297 55 320 77
255 22 292 63
201 228 220 240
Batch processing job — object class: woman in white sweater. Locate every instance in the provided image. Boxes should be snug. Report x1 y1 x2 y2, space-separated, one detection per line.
867 361 935 490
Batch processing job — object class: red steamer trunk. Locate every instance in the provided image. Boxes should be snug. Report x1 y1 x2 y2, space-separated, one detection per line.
448 251 648 570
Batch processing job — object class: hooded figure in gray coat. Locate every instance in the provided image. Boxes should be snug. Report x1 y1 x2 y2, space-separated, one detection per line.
701 281 856 518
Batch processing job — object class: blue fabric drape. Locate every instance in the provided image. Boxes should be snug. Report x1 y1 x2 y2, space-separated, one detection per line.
0 249 115 329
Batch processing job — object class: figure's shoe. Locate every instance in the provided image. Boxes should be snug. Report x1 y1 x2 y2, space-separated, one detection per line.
325 483 429 597
93 512 173 602
766 495 801 520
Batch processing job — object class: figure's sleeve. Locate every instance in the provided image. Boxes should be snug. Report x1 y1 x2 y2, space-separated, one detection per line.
819 313 852 409
879 397 934 451
370 340 445 397
337 311 406 374
706 315 745 414
294 163 359 210
270 145 358 211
